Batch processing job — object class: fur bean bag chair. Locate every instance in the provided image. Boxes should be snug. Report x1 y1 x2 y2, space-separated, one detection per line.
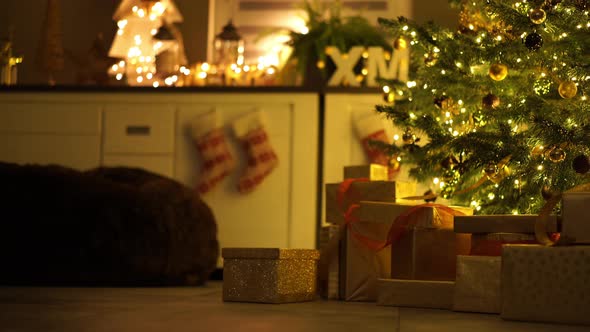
0 162 219 286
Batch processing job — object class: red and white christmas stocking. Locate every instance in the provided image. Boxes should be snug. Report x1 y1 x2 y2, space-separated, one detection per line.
232 110 279 193
191 110 235 194
354 113 400 179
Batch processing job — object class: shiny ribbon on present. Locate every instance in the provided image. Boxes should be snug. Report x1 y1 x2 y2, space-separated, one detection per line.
336 177 369 209
346 203 468 251
401 155 512 201
535 182 590 246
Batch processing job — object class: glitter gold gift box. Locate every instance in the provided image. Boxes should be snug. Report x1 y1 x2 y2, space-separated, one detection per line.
222 248 320 303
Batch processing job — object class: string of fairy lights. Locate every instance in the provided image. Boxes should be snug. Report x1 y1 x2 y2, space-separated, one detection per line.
379 0 590 214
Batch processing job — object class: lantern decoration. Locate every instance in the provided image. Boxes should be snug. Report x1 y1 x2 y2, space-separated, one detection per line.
1 30 23 86
213 20 245 74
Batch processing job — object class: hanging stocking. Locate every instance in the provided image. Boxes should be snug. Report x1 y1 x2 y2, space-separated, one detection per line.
354 113 400 179
232 110 279 193
191 110 235 194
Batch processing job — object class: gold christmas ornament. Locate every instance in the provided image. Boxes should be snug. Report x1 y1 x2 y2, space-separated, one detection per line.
558 81 578 99
547 147 566 163
383 91 395 103
434 96 453 110
541 185 554 200
402 128 416 144
484 163 498 177
482 93 500 109
529 8 547 24
489 63 508 81
531 145 545 156
424 53 437 67
394 37 407 50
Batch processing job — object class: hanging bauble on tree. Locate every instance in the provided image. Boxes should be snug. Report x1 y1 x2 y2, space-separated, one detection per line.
541 185 554 200
402 127 416 144
482 93 500 109
524 32 543 51
489 63 508 81
572 154 590 174
394 37 407 50
383 91 395 103
434 95 453 110
531 145 545 156
558 81 578 98
441 155 459 170
424 53 437 67
547 146 566 162
484 163 498 177
529 9 547 24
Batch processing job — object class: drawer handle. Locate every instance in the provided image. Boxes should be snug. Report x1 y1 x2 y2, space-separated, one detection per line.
126 125 151 136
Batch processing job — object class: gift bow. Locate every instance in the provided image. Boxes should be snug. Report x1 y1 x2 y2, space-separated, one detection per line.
346 203 467 251
535 182 590 246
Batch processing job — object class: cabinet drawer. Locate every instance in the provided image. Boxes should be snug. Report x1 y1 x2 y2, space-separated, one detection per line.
0 134 100 170
102 154 174 178
103 106 175 154
0 103 101 134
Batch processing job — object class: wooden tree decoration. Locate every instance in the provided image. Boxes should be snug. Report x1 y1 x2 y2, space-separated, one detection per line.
36 0 64 85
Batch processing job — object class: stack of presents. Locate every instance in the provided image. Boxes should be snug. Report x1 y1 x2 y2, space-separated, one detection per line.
221 163 590 326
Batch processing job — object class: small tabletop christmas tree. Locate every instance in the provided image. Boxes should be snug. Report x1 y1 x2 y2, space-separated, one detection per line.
376 0 590 214
108 0 186 86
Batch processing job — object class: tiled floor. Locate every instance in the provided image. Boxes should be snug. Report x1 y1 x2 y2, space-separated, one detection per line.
0 282 587 332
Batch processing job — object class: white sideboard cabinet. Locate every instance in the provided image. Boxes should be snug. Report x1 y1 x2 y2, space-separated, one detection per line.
0 91 319 266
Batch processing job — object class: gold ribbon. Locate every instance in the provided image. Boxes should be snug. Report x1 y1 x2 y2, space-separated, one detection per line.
401 155 512 200
535 182 590 246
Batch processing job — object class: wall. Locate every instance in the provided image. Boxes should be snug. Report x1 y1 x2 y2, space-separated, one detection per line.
0 0 209 85
0 0 456 85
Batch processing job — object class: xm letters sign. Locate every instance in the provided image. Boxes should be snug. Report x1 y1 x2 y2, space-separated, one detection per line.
325 46 409 87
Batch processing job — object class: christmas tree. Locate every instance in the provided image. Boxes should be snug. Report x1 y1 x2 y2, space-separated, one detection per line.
376 0 590 214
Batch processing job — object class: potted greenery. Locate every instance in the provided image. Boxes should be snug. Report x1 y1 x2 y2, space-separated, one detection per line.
286 0 392 88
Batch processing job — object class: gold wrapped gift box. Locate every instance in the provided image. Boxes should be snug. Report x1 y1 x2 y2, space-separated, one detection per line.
501 245 590 325
562 192 590 243
377 278 455 309
222 248 320 304
360 202 472 281
453 255 501 313
339 203 471 301
343 164 389 181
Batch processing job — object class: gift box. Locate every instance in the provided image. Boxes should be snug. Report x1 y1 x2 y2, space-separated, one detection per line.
343 164 389 181
470 232 536 256
325 180 414 225
318 225 341 300
561 192 590 243
222 248 320 303
454 214 558 234
339 218 392 301
377 278 455 309
360 202 472 281
501 245 590 325
453 255 501 313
